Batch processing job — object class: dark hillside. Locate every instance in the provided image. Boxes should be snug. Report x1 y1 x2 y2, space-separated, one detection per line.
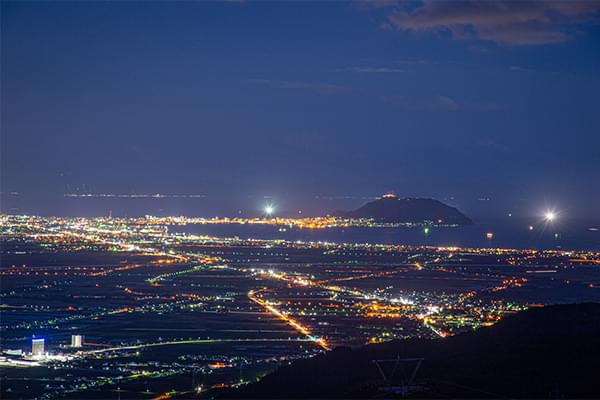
336 196 472 225
225 303 600 398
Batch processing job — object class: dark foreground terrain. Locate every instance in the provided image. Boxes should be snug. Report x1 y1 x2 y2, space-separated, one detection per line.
225 303 600 398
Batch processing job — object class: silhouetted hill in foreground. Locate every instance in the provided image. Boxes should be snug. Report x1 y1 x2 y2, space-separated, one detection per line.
335 195 472 225
225 303 600 398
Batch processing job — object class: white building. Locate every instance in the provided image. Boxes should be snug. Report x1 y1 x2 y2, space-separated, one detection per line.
32 338 45 358
71 335 84 348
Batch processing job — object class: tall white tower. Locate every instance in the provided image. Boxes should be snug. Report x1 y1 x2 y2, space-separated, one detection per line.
71 335 84 348
32 338 45 358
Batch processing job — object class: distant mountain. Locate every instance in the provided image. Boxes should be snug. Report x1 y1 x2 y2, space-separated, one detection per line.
224 303 600 398
335 194 472 225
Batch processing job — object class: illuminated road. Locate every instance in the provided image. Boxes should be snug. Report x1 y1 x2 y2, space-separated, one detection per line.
248 289 330 350
83 337 314 355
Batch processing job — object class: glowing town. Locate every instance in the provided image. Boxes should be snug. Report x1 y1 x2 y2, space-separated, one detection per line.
2 214 600 399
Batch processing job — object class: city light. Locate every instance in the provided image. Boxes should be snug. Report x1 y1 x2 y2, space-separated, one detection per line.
1 213 598 398
545 211 556 222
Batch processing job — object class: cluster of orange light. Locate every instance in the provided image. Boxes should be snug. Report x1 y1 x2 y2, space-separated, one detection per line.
150 258 178 264
361 302 413 319
490 277 528 292
123 287 146 296
208 362 231 369
181 293 205 301
421 317 449 338
365 312 403 319
152 391 178 400
140 216 348 230
570 258 600 264
108 307 138 314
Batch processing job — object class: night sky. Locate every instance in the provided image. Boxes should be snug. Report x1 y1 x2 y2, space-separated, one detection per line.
2 1 600 218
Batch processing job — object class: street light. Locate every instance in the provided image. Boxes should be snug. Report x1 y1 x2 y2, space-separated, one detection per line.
264 205 274 216
544 211 556 222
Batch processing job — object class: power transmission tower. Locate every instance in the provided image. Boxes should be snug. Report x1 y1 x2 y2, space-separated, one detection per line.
372 357 424 396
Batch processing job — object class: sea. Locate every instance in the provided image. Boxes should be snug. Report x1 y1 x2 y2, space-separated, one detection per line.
172 218 600 251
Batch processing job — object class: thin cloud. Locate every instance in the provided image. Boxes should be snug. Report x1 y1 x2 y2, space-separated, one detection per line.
381 94 460 111
334 66 406 73
479 137 511 152
335 67 406 74
248 79 349 95
385 0 600 45
509 65 536 73
394 59 433 65
382 94 501 111
353 0 400 9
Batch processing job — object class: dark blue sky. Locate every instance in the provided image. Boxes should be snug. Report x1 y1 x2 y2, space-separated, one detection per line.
2 1 600 217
